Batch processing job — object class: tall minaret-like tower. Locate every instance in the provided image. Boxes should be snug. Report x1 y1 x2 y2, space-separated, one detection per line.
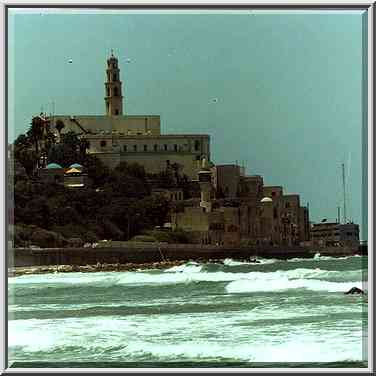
105 51 124 116
198 158 213 213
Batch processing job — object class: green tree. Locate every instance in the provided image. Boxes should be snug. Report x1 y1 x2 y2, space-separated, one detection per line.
27 116 44 158
13 134 38 176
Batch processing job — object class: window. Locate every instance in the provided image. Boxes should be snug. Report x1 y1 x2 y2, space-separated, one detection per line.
271 192 276 197
144 145 147 151
164 144 168 151
174 144 178 152
115 109 119 115
113 73 117 81
114 87 119 97
196 155 200 161
285 202 290 209
154 144 158 151
133 145 137 152
100 140 107 147
194 140 200 151
123 145 127 152
106 88 110 97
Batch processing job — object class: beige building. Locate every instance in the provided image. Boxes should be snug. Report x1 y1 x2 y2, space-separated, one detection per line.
172 161 241 246
151 188 184 202
311 222 359 247
49 52 211 180
213 164 242 198
257 187 310 246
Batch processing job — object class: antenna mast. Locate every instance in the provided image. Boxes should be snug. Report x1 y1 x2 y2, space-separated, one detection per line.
342 163 347 224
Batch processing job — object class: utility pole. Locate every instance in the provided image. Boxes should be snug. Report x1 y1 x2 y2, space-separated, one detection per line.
342 163 347 224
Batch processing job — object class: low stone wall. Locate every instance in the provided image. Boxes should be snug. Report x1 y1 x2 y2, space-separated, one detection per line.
9 244 359 268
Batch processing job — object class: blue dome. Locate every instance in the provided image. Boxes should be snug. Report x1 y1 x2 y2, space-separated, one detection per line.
46 163 63 169
69 163 83 168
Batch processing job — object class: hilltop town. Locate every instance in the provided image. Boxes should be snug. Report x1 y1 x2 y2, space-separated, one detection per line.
10 53 360 251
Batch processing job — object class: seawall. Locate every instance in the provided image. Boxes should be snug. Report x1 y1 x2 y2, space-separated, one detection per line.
9 243 360 268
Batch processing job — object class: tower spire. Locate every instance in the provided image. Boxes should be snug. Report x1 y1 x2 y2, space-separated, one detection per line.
105 52 124 116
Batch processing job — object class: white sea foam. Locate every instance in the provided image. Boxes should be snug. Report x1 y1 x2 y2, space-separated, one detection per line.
8 312 365 362
164 262 203 273
226 278 365 294
9 264 366 289
313 253 358 261
222 258 278 266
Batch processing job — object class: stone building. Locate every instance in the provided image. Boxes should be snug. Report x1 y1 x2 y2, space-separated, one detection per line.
171 160 241 246
311 222 359 247
213 164 242 198
49 52 211 180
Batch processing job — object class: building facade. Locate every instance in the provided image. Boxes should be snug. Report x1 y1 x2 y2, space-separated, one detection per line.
49 53 211 180
311 222 359 247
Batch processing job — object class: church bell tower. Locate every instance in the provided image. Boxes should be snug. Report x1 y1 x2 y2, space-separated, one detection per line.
105 51 124 116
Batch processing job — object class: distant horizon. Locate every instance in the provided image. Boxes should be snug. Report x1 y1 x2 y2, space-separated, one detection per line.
8 9 367 240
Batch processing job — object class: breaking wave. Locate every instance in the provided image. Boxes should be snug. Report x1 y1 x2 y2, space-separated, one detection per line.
9 262 365 292
222 258 278 266
226 278 366 294
8 315 364 362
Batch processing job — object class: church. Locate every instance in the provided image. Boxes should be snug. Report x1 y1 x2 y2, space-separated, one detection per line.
49 52 211 180
44 52 311 247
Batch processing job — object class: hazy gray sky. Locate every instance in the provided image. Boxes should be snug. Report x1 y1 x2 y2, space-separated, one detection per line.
8 9 367 239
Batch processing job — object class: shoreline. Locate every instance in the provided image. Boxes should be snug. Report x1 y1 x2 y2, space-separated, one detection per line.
8 253 363 277
9 260 203 277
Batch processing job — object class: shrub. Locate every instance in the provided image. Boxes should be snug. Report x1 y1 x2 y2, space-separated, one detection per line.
170 229 190 244
67 237 84 247
131 235 157 243
30 228 67 248
147 230 172 243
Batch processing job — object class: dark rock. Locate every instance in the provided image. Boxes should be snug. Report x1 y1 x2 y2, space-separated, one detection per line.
344 287 365 295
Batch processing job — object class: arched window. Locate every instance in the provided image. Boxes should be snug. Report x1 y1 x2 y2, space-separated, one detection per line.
114 87 119 97
113 73 117 81
115 109 119 115
106 88 110 97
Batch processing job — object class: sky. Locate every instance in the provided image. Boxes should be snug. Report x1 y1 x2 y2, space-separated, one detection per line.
8 9 368 240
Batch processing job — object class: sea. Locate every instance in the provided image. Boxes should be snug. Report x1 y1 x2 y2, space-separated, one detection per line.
8 254 368 369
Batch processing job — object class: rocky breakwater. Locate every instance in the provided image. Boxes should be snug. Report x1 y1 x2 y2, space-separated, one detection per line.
9 260 189 277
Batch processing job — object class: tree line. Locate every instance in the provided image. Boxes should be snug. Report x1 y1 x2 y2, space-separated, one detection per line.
10 116 192 248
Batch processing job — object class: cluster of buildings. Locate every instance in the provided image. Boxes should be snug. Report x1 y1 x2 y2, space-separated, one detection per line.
35 52 358 248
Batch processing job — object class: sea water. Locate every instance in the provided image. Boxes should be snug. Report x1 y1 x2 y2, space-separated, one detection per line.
8 254 368 368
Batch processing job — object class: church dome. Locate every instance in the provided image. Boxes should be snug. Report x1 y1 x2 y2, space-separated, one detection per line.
260 197 273 203
46 163 62 169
